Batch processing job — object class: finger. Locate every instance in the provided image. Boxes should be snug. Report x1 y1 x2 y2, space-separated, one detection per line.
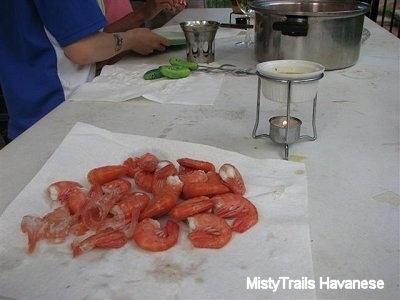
158 0 174 8
156 44 167 52
164 38 172 46
157 35 172 47
141 48 154 55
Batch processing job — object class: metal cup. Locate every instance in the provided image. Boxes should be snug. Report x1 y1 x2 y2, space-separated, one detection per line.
269 116 302 144
180 21 219 64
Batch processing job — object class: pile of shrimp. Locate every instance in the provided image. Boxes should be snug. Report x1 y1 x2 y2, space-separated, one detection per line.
20 153 258 257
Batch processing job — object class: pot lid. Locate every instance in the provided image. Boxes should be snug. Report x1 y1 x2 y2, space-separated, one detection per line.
250 0 370 17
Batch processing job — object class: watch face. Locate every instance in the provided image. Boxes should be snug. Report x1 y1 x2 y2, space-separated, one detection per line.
113 33 123 51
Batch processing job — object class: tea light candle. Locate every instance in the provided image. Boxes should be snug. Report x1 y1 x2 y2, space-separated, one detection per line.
270 116 301 129
269 116 302 144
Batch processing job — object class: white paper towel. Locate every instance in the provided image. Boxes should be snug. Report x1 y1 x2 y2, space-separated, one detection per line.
69 63 225 105
0 122 316 300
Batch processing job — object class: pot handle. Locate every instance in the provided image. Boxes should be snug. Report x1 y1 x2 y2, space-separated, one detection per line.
272 17 308 36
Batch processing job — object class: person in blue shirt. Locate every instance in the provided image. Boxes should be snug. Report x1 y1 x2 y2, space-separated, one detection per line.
0 0 171 140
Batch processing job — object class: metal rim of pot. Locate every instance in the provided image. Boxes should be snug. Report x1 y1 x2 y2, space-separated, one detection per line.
250 0 370 18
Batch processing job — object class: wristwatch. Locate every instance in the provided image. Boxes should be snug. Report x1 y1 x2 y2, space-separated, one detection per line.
113 33 123 52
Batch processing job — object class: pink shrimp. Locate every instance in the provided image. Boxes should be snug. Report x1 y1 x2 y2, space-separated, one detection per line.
139 191 179 220
219 163 246 195
48 181 88 214
79 185 122 230
97 206 141 237
101 178 132 194
139 176 183 220
87 165 128 185
122 157 141 178
206 171 225 184
42 206 73 242
48 180 83 202
168 196 214 221
152 160 178 195
71 205 142 257
21 215 46 253
178 169 208 186
162 175 184 196
110 192 149 220
187 213 232 249
182 182 230 199
154 160 178 178
140 176 183 220
21 206 72 253
64 187 88 215
136 152 159 172
212 193 258 233
134 170 154 193
133 218 179 252
177 157 216 172
71 228 128 257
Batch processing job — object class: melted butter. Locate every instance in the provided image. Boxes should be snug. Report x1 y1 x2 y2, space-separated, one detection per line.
279 71 304 74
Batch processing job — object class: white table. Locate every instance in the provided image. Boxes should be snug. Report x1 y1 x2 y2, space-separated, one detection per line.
0 8 399 300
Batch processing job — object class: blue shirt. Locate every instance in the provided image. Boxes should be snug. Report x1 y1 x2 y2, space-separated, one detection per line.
0 0 107 139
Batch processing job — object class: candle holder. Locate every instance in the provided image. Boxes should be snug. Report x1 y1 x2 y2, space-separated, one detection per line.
252 60 324 160
269 116 302 144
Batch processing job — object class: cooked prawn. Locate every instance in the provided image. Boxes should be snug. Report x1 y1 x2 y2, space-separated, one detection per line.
182 182 230 199
97 207 140 238
177 158 216 172
162 175 184 196
123 157 141 178
154 160 178 178
136 152 159 172
48 181 87 214
206 171 224 184
101 178 132 194
168 196 214 221
139 190 179 220
79 186 122 230
87 165 128 185
139 176 183 219
21 206 72 253
133 218 179 252
230 197 258 233
63 187 88 215
219 163 246 195
178 169 208 186
71 228 128 257
21 215 46 253
152 160 178 195
134 170 154 193
42 206 73 242
212 193 246 218
48 181 83 202
212 193 258 233
187 213 232 249
110 192 149 220
72 207 142 257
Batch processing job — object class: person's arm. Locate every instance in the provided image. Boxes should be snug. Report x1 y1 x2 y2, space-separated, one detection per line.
63 27 171 65
103 0 186 33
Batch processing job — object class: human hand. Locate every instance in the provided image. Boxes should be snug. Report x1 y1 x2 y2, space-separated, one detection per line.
140 0 187 21
170 0 187 13
126 28 171 55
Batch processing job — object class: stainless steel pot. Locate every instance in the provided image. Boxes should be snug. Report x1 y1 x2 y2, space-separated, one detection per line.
250 0 370 70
